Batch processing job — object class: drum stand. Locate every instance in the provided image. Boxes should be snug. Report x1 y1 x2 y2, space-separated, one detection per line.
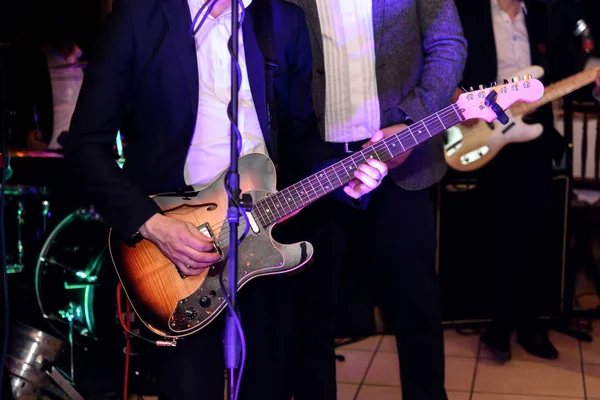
42 303 85 400
42 364 84 400
41 304 85 400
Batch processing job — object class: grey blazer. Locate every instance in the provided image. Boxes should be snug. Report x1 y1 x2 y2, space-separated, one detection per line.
287 0 467 190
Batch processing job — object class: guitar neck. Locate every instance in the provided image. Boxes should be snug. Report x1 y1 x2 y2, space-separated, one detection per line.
253 103 464 226
511 67 599 117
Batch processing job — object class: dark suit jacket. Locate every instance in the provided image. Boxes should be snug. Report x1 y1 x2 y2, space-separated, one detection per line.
65 0 335 239
287 0 468 191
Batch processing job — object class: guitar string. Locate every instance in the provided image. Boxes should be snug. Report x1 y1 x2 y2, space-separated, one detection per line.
186 92 533 248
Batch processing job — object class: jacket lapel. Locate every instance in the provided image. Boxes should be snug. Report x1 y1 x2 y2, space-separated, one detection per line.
372 0 386 53
162 0 199 118
242 7 270 146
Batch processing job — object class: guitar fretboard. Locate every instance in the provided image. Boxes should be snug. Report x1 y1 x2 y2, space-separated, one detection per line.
253 103 464 226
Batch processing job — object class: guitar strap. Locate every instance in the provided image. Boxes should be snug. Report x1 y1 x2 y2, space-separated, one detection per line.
253 0 280 165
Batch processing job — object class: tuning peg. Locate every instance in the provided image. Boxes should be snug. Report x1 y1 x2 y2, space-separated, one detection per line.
490 81 497 87
522 74 532 80
479 84 486 90
502 79 509 85
469 86 474 92
512 76 520 83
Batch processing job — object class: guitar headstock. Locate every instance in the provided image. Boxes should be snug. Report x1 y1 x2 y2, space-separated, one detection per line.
457 75 544 123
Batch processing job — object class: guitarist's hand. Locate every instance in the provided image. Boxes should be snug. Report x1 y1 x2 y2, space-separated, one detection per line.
139 213 221 276
361 124 413 170
343 129 392 199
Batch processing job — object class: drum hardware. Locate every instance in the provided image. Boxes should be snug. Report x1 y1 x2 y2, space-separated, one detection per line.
7 321 84 400
1 184 52 274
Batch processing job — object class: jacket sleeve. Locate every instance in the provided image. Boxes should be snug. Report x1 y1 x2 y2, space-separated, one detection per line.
64 0 162 240
397 0 468 122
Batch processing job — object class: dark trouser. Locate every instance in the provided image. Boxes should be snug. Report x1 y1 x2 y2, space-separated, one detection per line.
286 176 447 400
482 136 554 333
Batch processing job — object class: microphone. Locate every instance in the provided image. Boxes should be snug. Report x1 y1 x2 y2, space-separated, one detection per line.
574 19 594 54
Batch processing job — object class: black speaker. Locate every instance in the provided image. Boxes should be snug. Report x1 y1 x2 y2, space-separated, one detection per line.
434 174 569 324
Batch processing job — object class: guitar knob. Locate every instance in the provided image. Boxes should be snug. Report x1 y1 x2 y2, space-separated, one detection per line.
512 76 520 82
184 307 197 320
199 296 211 308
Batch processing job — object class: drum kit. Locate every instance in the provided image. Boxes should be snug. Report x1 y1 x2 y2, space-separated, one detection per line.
1 144 133 400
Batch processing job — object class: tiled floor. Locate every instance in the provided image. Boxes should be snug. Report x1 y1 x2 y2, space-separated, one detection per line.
335 325 600 400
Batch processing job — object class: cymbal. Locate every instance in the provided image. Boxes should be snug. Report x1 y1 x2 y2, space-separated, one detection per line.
3 150 64 158
50 61 87 69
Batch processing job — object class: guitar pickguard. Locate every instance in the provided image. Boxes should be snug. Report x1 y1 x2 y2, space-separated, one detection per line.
168 190 287 333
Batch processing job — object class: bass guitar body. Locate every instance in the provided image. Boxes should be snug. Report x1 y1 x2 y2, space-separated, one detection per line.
108 153 313 338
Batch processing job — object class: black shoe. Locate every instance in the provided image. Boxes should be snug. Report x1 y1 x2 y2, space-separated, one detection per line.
516 329 559 360
480 327 511 363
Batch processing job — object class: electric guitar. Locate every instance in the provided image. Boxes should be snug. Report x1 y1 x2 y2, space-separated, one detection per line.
108 77 544 338
444 65 600 172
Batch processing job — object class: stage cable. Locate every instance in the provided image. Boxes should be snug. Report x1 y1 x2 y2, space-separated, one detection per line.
190 2 248 399
0 45 10 392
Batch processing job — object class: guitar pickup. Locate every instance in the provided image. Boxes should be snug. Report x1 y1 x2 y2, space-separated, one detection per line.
198 223 224 261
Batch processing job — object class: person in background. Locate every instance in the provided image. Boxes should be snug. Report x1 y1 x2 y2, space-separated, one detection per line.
16 21 84 152
453 0 586 362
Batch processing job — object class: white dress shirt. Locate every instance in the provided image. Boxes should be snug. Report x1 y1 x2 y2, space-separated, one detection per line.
184 0 267 187
491 0 532 83
315 0 380 143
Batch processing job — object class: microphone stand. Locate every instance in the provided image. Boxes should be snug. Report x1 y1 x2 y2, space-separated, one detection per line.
224 0 243 399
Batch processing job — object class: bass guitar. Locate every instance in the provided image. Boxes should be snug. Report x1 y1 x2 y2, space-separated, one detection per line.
108 77 544 338
444 65 600 172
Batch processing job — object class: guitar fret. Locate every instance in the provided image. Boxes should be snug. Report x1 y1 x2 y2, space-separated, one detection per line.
380 139 394 160
326 166 343 188
436 113 446 129
334 161 352 183
299 179 312 203
275 191 293 215
314 171 329 194
253 206 267 226
285 186 300 209
307 175 323 199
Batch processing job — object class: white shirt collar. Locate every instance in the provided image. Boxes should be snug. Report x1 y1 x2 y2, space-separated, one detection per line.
491 0 528 17
195 0 252 19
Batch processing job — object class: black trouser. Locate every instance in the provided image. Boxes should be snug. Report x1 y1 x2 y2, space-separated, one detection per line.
285 176 447 400
482 136 555 333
